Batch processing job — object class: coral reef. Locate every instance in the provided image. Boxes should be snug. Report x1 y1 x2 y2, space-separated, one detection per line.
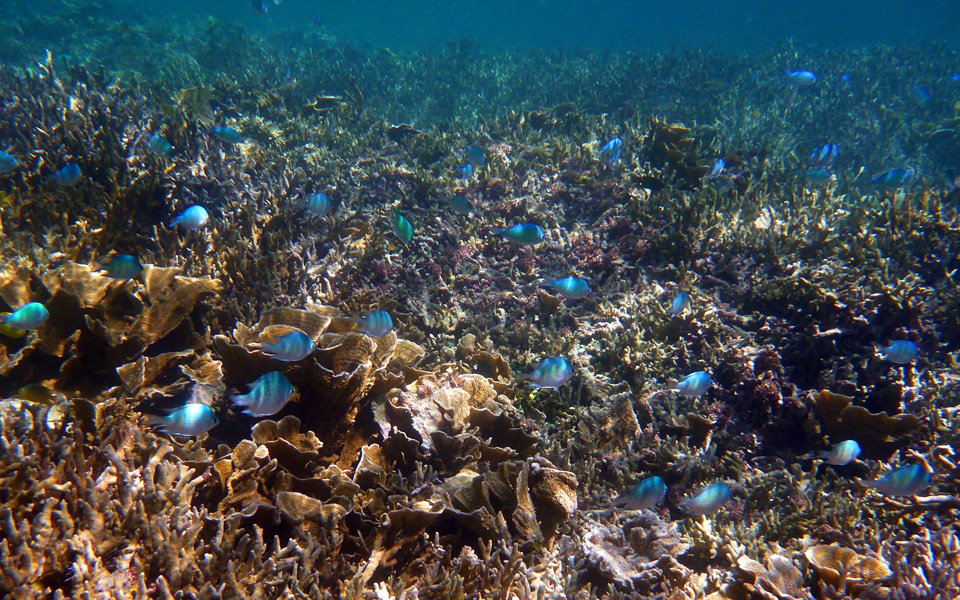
0 12 959 599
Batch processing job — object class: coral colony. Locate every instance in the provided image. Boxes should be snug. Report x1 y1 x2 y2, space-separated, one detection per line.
0 10 959 599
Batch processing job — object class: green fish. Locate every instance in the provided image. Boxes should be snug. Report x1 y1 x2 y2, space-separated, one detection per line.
0 313 26 338
18 383 57 404
392 211 414 243
447 194 472 215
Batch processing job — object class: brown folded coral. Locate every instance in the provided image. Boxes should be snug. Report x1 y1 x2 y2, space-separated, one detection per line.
805 545 892 597
736 554 806 600
1 261 219 400
214 306 425 463
811 390 921 456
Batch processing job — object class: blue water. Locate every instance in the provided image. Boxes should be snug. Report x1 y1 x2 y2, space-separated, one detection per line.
172 0 960 52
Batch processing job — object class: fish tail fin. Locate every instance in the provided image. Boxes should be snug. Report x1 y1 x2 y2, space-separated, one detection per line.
229 393 249 407
815 449 830 460
491 227 505 235
142 413 167 428
515 373 531 382
608 495 627 509
251 342 274 356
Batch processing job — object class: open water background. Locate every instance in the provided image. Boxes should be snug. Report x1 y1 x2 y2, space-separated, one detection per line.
16 0 960 53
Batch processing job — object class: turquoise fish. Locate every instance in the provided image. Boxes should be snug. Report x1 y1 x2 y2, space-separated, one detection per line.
230 371 298 417
680 482 732 515
866 465 931 496
671 371 712 397
170 205 209 230
51 163 82 187
148 134 174 158
252 330 315 362
1 302 49 330
517 357 574 389
871 167 914 188
818 440 861 466
598 137 623 165
876 340 918 364
804 168 833 184
212 126 244 144
786 70 817 86
492 223 545 245
541 277 590 299
392 211 414 243
144 403 219 437
611 476 667 511
355 311 393 338
101 254 143 280
0 151 20 174
302 192 333 215
669 291 690 317
447 194 472 214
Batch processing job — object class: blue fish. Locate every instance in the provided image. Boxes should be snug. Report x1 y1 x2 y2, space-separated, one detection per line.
458 163 475 180
541 277 590 300
144 403 219 437
447 194 472 215
230 371 298 417
598 137 623 166
101 254 143 280
465 145 486 167
951 74 960 87
302 192 333 215
611 476 667 511
669 291 690 317
253 330 316 362
0 302 49 330
680 482 732 515
51 163 82 187
805 168 834 184
705 159 724 180
0 151 20 174
170 205 209 230
808 143 839 167
251 0 268 13
517 357 574 389
818 440 861 466
908 85 932 106
876 340 918 364
871 167 914 188
212 126 244 144
670 371 712 397
392 211 414 243
492 223 545 245
355 311 393 338
786 70 817 86
148 134 174 158
866 465 931 496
